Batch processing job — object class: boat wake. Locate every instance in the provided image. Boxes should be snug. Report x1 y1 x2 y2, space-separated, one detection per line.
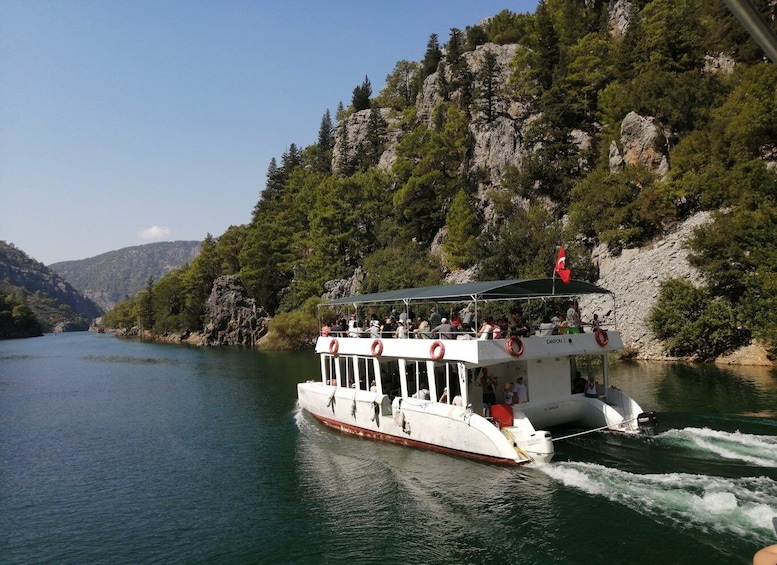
656 427 777 467
542 461 777 543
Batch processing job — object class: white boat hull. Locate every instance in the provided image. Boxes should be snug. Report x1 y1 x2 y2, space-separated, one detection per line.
297 381 554 465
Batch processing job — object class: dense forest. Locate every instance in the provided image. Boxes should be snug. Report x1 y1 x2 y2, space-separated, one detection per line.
103 0 777 360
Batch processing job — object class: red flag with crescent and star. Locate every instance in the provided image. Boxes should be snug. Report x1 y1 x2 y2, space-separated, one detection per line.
555 246 571 283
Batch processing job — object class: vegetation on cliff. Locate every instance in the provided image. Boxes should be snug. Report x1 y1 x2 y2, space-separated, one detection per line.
0 241 102 335
104 0 777 358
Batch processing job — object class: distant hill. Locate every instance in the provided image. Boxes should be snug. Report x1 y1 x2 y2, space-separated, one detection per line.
49 241 201 312
0 241 103 334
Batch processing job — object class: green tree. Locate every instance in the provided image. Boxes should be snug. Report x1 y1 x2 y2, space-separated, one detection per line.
139 276 155 332
443 189 479 270
351 75 372 111
422 33 442 77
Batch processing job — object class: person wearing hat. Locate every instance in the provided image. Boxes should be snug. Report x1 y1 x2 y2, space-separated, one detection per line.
432 317 454 339
513 376 528 403
394 320 408 339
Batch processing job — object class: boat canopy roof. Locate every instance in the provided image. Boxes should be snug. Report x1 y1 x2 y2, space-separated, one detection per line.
321 278 611 307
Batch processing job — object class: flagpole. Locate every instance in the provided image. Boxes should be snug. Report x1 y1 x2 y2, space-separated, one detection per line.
552 247 557 295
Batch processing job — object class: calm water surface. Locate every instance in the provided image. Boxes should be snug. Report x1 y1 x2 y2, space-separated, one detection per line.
1 332 776 564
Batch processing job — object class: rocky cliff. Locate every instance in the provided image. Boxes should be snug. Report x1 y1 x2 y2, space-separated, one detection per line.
0 241 103 332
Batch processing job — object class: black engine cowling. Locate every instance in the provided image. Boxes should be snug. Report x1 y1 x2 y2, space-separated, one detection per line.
637 411 659 436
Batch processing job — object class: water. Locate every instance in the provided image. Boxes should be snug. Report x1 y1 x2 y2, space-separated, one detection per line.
1 333 776 564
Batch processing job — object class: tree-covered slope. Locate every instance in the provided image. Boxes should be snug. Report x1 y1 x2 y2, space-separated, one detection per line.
0 241 103 334
105 0 777 358
50 241 201 312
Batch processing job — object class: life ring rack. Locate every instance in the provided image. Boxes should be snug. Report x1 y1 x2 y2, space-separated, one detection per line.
430 340 445 360
507 336 524 356
329 338 339 355
595 328 609 347
371 339 384 357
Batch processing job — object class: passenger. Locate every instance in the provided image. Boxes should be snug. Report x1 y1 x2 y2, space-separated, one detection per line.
331 319 345 336
572 371 586 394
480 368 497 415
369 314 381 338
432 318 454 339
503 382 514 405
492 319 503 339
394 320 408 339
381 316 395 338
584 376 598 398
321 322 332 337
515 316 532 337
566 301 582 334
452 394 463 406
439 387 449 403
412 383 430 400
513 376 528 403
477 318 493 339
590 313 601 332
551 312 562 334
414 317 431 338
539 316 555 336
348 314 360 337
462 305 474 330
370 380 377 392
429 308 441 328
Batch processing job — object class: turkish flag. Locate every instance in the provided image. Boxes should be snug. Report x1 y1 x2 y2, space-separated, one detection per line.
555 246 571 283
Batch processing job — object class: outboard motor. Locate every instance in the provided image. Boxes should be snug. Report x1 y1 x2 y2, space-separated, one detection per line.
637 411 659 436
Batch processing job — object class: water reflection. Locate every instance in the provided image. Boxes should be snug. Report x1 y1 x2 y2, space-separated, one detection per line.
610 360 777 418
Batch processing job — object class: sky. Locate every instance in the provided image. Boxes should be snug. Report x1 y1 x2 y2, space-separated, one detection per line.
1 0 539 265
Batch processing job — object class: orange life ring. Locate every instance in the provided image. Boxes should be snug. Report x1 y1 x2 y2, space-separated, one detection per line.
430 340 445 360
507 336 524 356
595 329 609 347
329 338 339 355
371 339 383 357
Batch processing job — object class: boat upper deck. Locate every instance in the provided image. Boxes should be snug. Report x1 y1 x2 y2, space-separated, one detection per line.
316 330 622 367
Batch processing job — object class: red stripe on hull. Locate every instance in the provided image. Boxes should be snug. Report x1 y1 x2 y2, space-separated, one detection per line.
308 411 527 466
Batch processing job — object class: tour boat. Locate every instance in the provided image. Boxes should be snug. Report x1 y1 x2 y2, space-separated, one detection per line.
296 279 658 466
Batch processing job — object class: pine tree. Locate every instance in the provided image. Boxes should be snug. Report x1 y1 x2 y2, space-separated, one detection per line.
443 190 478 270
314 109 334 174
422 33 442 77
351 75 372 111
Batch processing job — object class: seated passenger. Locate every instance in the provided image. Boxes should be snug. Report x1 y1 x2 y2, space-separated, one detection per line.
584 377 599 398
438 387 449 403
451 394 463 406
432 318 454 339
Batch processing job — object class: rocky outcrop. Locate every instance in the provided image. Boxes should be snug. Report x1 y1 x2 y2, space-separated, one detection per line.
578 211 712 359
201 275 270 347
609 111 671 176
608 0 633 39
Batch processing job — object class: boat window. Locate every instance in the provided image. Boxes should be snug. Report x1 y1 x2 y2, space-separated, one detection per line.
323 355 338 386
433 362 459 404
405 360 429 398
380 359 400 398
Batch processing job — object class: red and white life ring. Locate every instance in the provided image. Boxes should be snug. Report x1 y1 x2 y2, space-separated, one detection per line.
507 336 524 356
595 329 609 347
329 338 339 355
371 339 383 357
430 340 445 360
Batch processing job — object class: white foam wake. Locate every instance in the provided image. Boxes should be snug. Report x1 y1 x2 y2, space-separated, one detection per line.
542 461 777 542
659 427 777 467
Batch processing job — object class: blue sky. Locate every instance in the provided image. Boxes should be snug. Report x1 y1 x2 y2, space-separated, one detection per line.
1 0 538 265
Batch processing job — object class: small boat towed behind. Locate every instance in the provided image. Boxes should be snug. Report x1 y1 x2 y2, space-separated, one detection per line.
297 279 658 466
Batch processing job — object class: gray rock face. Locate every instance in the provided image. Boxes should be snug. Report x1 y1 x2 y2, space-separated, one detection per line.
610 111 671 176
202 275 269 347
578 211 712 359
